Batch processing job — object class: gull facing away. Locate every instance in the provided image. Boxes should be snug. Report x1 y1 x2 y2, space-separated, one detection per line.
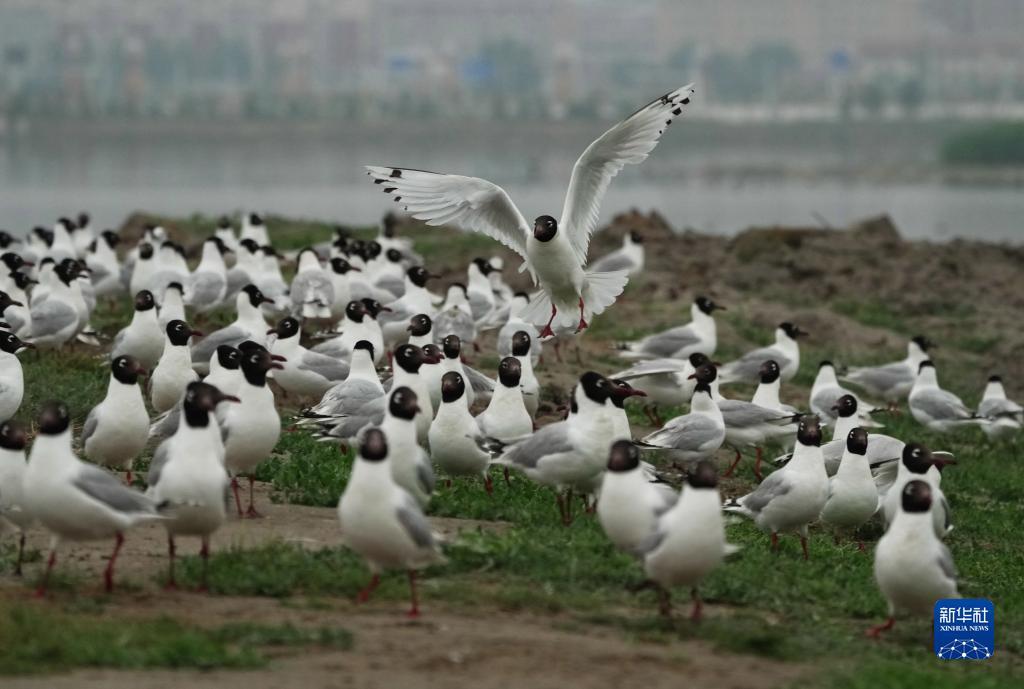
589 229 645 277
867 480 958 638
977 374 1023 440
597 440 677 556
367 84 695 337
718 322 807 385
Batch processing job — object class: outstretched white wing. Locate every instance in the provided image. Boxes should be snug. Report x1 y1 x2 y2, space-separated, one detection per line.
366 166 531 261
559 84 694 266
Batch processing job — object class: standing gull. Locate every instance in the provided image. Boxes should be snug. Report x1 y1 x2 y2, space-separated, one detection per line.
82 356 150 483
841 335 934 406
617 296 722 360
718 322 806 385
908 361 985 433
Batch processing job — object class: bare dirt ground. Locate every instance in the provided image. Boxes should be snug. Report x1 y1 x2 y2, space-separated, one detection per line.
2 483 805 689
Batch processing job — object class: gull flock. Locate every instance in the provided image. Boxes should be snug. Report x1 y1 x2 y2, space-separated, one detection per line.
0 86 1015 634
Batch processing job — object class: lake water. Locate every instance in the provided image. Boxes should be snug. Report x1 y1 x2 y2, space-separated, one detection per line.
1 125 1021 243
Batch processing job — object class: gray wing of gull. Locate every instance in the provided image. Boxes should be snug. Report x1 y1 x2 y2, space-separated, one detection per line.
186 271 226 306
613 357 690 380
416 456 436 495
397 496 436 549
499 422 574 469
634 325 700 358
29 299 77 338
74 464 157 514
937 542 957 580
298 350 349 382
641 413 722 451
80 407 100 447
979 397 1023 419
636 526 668 556
433 308 475 344
843 362 912 391
913 389 973 420
147 440 172 488
722 345 791 382
318 394 385 439
315 378 382 415
310 338 350 359
718 400 795 428
225 267 251 298
377 300 416 327
463 365 496 394
740 470 791 514
191 325 248 366
468 292 492 322
149 406 181 441
291 272 334 306
590 251 635 274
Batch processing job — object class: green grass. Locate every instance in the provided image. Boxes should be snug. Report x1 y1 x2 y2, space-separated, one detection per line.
8 213 1024 685
0 605 351 674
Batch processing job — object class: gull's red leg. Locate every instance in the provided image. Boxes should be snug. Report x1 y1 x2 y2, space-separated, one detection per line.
231 477 244 516
865 617 895 638
34 550 57 597
690 588 703 622
407 570 420 618
103 532 125 593
357 573 381 603
164 535 178 590
245 476 263 518
754 447 764 481
575 297 588 333
724 449 743 477
540 303 557 339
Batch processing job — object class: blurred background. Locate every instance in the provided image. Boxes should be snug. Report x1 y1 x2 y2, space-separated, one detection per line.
0 0 1022 241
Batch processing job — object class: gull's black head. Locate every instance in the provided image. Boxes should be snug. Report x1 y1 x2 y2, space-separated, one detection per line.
217 216 232 230
901 443 953 474
818 360 834 370
363 240 382 260
10 271 36 290
353 340 376 361
111 354 146 384
918 360 935 373
988 374 1002 383
237 340 263 353
101 230 121 248
796 415 822 447
0 330 31 355
209 235 230 255
1 252 26 271
165 281 184 295
688 352 711 369
248 212 264 226
241 346 283 386
361 298 385 318
608 378 645 408
607 439 640 473
272 317 301 340
241 284 269 308
691 363 718 386
533 215 558 242
166 319 199 347
0 419 27 451
695 296 723 315
134 290 156 312
389 386 420 421
138 241 154 260
832 394 858 418
54 261 79 285
184 381 239 417
759 359 781 384
421 343 442 363
58 217 75 232
911 335 935 352
629 230 644 244
0 291 23 315
77 212 90 228
239 238 260 254
407 266 430 288
497 357 522 387
511 330 532 357
901 479 932 514
472 257 494 275
0 231 13 248
408 313 432 337
385 248 403 264
345 300 367 322
846 427 869 456
687 460 719 489
382 211 398 237
330 257 356 275
37 400 71 435
441 371 466 403
394 344 425 373
579 371 611 405
442 334 461 360
780 322 807 339
360 427 388 462
216 345 241 370
33 227 54 246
